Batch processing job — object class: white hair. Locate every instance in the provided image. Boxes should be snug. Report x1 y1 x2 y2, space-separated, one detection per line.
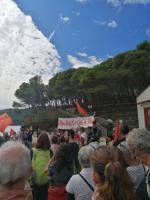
78 146 91 168
78 144 99 168
126 128 150 152
0 141 31 185
117 142 136 160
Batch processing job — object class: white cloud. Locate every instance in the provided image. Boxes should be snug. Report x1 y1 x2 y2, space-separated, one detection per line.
0 0 61 109
106 54 113 58
94 19 118 28
67 54 102 69
146 27 150 37
72 11 80 16
76 0 89 3
49 14 69 41
76 12 81 16
107 0 150 6
107 20 118 28
107 0 121 7
124 0 150 4
60 15 70 23
78 52 88 57
94 20 106 26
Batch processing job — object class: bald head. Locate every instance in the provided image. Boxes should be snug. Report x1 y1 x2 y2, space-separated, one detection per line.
0 141 31 186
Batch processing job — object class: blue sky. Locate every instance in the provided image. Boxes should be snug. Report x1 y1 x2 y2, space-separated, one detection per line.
14 0 150 70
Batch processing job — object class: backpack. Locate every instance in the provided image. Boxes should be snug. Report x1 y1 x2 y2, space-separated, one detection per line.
32 148 51 186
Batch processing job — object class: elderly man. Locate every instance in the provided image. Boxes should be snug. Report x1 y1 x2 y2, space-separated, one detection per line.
126 129 150 200
66 145 95 200
118 143 146 191
0 141 32 200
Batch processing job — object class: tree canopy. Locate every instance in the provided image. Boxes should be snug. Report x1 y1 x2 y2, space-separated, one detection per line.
14 41 150 111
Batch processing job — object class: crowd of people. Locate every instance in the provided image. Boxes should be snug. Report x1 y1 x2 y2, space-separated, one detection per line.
0 122 149 200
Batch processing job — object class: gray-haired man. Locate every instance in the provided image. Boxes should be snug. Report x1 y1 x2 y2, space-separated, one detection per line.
126 129 150 200
66 145 95 200
0 141 32 200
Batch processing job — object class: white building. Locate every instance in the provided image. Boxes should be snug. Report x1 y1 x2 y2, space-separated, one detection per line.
137 86 150 129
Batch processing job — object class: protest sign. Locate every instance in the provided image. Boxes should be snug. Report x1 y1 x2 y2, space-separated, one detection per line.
58 116 94 129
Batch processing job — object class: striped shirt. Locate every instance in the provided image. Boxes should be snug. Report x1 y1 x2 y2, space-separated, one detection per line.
66 168 95 200
127 164 146 191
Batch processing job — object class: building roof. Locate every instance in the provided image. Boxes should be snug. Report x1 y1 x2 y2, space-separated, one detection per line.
137 86 150 104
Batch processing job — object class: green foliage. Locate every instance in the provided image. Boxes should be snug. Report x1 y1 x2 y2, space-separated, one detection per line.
12 101 23 108
0 108 32 125
15 76 48 109
24 108 75 128
13 41 150 125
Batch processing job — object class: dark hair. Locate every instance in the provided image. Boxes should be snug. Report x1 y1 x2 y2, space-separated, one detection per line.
81 127 85 132
51 135 59 144
59 136 66 144
36 133 50 150
93 127 98 134
121 125 129 135
91 146 134 200
69 130 75 139
55 143 73 172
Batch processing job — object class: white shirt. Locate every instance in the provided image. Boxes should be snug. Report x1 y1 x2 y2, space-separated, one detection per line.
66 168 95 200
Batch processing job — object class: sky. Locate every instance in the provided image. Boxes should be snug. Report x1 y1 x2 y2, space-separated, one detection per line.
0 0 150 109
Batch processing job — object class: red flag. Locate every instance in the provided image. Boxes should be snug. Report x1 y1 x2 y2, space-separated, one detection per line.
10 128 14 137
113 120 120 143
0 113 13 133
75 102 88 116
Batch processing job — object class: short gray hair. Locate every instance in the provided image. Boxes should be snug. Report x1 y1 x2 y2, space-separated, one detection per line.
78 145 94 168
126 129 150 152
0 141 31 185
117 143 135 158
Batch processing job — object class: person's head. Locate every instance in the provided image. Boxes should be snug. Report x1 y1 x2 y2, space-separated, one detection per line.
50 135 59 145
69 130 75 140
89 134 99 143
121 125 129 135
55 143 73 172
118 143 139 167
0 141 32 189
126 128 150 166
36 132 50 150
91 146 134 200
78 145 93 169
59 135 66 144
81 127 85 133
93 127 98 134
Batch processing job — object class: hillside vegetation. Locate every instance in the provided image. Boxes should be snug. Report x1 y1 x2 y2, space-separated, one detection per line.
7 41 150 127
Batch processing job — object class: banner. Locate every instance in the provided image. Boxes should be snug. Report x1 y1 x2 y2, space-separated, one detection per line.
58 116 94 129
